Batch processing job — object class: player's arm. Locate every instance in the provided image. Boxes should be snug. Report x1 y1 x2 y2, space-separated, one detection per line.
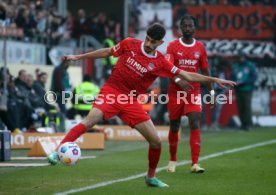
62 48 112 61
177 70 236 88
63 38 129 62
159 56 235 88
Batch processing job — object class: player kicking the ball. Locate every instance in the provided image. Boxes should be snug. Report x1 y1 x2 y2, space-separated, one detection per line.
166 15 215 173
48 23 235 188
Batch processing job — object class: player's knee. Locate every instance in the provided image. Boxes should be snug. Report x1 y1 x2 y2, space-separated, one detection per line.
170 120 180 132
82 117 95 130
149 138 161 148
189 119 200 130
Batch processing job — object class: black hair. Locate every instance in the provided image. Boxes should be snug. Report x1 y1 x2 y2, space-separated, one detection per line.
18 69 26 77
38 72 47 78
146 23 166 41
180 14 197 27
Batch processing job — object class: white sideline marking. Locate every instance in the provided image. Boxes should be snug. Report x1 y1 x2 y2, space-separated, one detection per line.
0 163 49 167
11 156 96 160
0 156 96 167
55 139 276 195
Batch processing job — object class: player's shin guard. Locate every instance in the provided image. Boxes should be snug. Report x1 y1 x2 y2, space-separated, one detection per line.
147 147 161 178
55 123 87 151
168 130 179 161
190 129 200 165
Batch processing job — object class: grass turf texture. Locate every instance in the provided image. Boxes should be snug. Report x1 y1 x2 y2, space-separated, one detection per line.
0 128 275 195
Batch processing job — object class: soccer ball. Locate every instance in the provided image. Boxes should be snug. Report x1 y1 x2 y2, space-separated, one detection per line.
57 142 81 165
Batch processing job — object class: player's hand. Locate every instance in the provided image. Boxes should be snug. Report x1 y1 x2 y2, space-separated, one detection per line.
177 80 194 92
62 55 82 61
214 78 236 88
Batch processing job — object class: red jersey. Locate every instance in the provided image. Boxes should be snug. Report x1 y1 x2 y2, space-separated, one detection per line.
166 38 209 95
105 38 180 95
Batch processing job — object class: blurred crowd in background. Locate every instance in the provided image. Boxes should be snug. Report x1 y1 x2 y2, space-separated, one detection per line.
0 0 275 46
0 0 122 46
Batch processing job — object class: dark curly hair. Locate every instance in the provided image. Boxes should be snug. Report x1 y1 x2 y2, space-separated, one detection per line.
146 23 166 41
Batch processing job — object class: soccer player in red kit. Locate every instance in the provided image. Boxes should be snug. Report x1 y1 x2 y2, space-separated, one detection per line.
166 15 215 173
47 23 235 187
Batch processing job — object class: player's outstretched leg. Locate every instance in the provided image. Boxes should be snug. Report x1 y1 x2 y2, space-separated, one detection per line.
167 119 180 173
47 108 103 165
47 123 87 165
135 120 169 187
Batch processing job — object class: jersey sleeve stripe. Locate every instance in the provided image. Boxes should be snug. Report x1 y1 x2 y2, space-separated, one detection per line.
171 66 178 74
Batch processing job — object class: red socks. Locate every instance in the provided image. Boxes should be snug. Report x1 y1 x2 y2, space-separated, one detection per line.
56 123 87 151
168 130 179 161
190 129 201 165
147 147 161 178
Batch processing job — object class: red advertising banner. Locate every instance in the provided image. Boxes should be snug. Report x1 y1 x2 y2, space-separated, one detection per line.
173 5 274 39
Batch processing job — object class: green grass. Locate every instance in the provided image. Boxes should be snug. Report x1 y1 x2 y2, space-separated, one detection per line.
0 128 276 195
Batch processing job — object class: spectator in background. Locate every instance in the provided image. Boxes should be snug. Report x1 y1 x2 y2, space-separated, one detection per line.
15 8 37 41
33 72 47 98
49 15 64 45
60 11 74 43
0 2 7 25
24 74 45 129
231 53 257 131
67 74 100 119
201 56 229 131
35 68 41 80
6 73 21 132
105 14 121 42
14 69 27 92
0 67 20 132
72 9 89 40
33 71 56 111
51 61 71 115
2 7 16 26
96 12 107 42
36 10 48 43
89 12 107 43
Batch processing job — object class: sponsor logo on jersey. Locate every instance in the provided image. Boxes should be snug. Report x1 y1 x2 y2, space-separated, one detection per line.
126 57 148 74
147 63 155 71
177 52 183 56
179 59 198 66
194 51 200 59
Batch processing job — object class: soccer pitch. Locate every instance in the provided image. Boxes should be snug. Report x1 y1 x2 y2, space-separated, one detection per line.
1 128 276 195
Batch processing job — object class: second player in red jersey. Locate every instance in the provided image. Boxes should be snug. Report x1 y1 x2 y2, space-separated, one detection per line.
166 14 215 173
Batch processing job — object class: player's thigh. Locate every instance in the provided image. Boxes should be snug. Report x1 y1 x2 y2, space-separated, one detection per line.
118 101 150 128
134 120 161 148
